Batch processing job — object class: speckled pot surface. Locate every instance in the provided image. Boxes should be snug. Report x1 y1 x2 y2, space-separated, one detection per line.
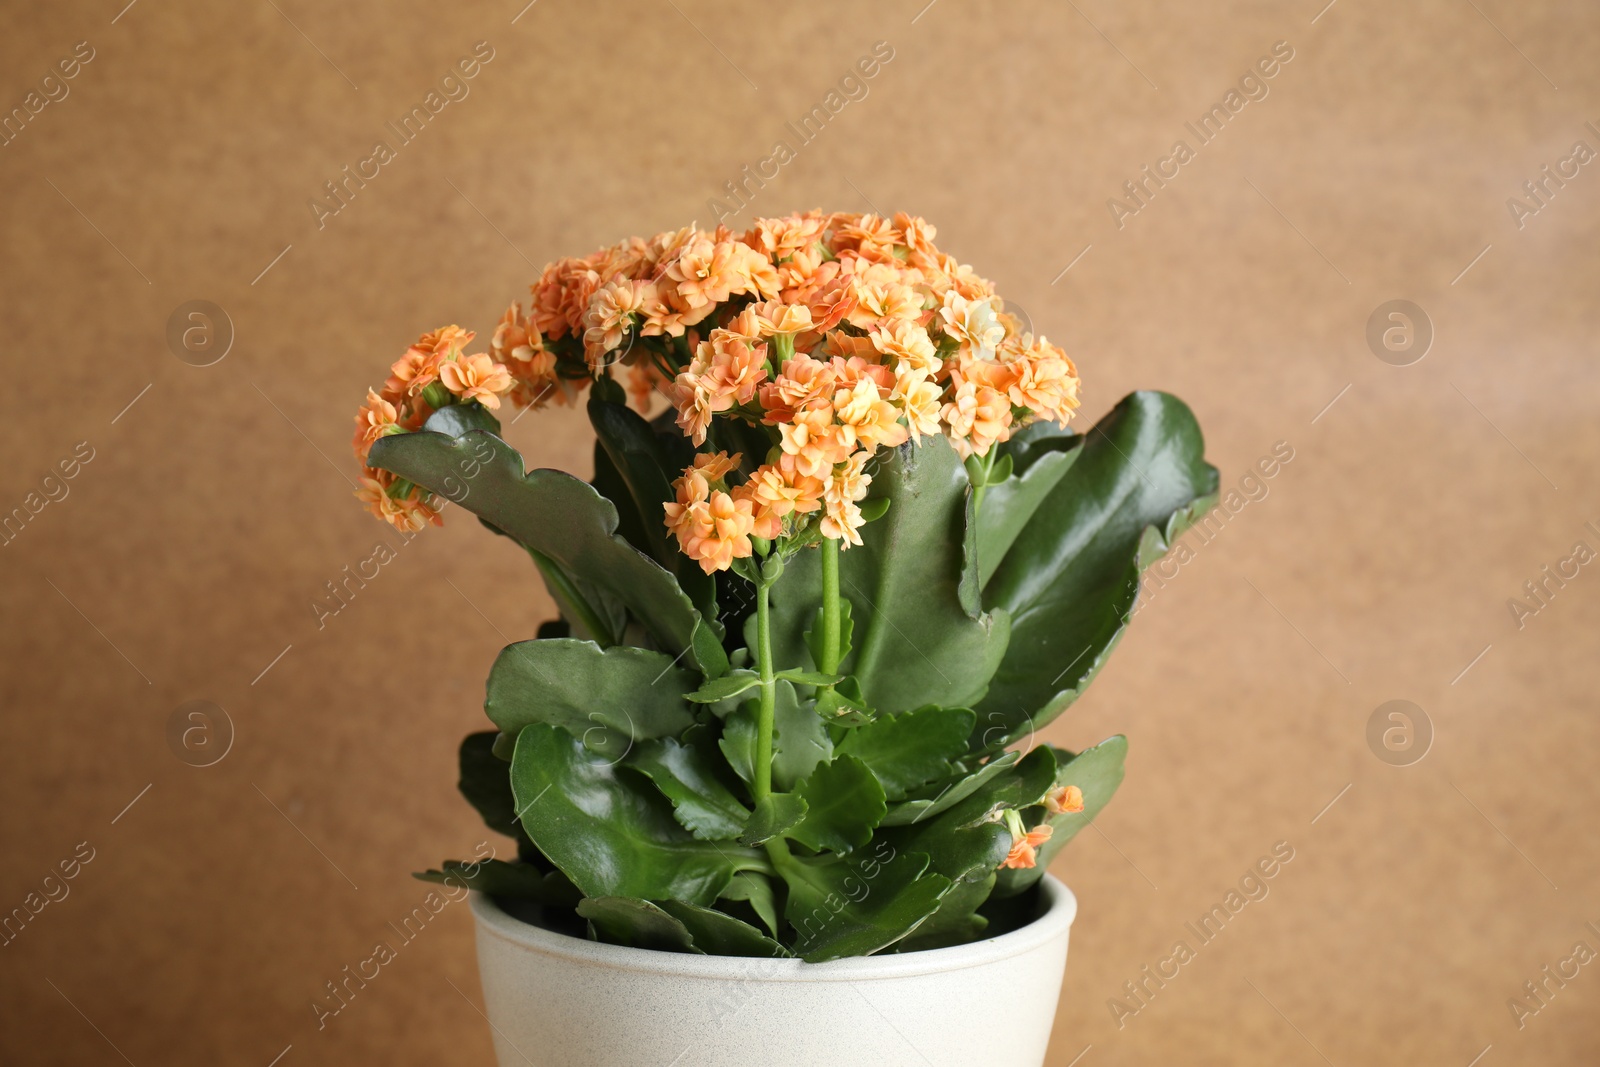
469 876 1077 1067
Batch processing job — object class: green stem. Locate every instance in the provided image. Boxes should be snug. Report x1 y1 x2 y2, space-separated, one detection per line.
966 451 998 516
753 575 777 801
818 537 842 675
529 548 614 647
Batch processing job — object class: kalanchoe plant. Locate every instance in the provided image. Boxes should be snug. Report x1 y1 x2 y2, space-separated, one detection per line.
351 211 1217 961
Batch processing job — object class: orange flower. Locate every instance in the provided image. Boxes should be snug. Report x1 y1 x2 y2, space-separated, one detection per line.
833 378 908 453
663 455 757 574
352 389 398 462
384 324 474 400
439 352 514 409
1001 823 1054 870
942 380 1012 459
582 279 648 368
1044 785 1085 815
745 454 826 538
355 474 442 533
869 319 940 378
819 450 873 547
938 291 1004 354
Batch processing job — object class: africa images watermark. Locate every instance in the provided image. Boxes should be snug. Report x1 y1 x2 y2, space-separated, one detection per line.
0 40 96 148
307 41 497 230
706 40 896 225
1107 40 1297 230
312 841 493 1029
1105 840 1296 1029
1505 518 1599 631
1134 440 1296 614
1505 121 1600 231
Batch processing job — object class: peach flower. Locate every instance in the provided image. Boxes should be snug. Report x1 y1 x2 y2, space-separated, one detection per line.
439 352 514 409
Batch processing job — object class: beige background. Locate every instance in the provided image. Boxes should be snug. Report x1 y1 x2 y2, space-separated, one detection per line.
3 1 1598 1064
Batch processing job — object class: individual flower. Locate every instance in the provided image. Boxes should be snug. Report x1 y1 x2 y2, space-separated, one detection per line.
833 377 908 452
351 389 398 462
384 324 474 400
582 279 648 368
668 331 770 445
439 352 514 409
869 319 940 378
355 474 442 533
663 453 756 573
938 290 1005 354
1044 785 1085 815
942 379 1013 458
819 450 873 546
1001 824 1054 870
1001 810 1054 870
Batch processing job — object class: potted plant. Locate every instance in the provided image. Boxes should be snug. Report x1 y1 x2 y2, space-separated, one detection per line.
350 211 1216 1066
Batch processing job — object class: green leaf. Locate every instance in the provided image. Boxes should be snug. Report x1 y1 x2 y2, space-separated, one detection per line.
657 901 791 957
803 598 854 673
879 750 1021 827
577 897 699 953
836 706 976 801
740 793 809 847
510 724 755 905
790 755 886 853
685 670 760 704
628 727 751 841
720 871 780 937
778 845 952 961
422 402 502 437
718 704 758 786
769 437 1010 713
973 426 1084 588
588 397 718 620
994 735 1128 897
774 668 842 687
771 680 832 791
413 859 580 907
977 392 1218 747
486 639 697 761
898 873 995 951
368 427 727 676
886 746 1057 886
813 677 873 725
456 731 524 839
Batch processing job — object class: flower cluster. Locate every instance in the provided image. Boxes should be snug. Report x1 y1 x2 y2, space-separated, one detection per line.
352 325 514 531
352 211 1082 551
654 211 1081 566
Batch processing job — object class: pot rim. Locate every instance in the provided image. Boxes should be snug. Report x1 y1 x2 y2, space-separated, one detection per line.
469 874 1076 983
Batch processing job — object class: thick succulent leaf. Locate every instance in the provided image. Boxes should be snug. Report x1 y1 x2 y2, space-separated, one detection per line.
790 755 886 853
994 735 1129 898
771 680 831 791
628 728 751 841
368 427 727 676
423 401 502 437
415 859 581 907
510 724 754 905
769 436 1010 712
879 750 1021 827
779 845 952 962
591 438 655 564
739 793 808 847
718 704 758 786
577 897 699 953
589 396 718 620
835 706 976 801
882 747 1055 892
898 873 995 951
973 425 1084 589
457 731 525 841
686 670 760 704
720 871 780 937
977 392 1218 746
658 901 791 958
486 639 697 761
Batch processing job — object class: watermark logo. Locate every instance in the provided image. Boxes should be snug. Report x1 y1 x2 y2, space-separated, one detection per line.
1365 299 1431 366
1366 699 1431 767
166 699 234 768
166 300 233 367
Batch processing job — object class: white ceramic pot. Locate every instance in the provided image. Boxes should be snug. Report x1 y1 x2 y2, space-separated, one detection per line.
468 875 1077 1067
